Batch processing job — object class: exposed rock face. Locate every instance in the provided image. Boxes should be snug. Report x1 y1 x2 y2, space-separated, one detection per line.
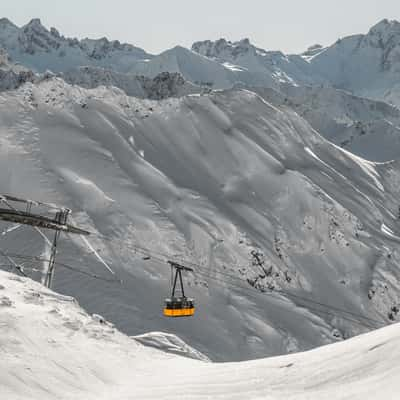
61 68 202 99
0 47 35 91
139 71 203 99
192 38 264 60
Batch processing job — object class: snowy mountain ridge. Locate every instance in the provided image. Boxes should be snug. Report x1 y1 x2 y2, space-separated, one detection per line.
0 18 322 90
190 19 400 105
2 17 400 106
249 84 400 162
127 45 237 88
308 19 400 105
191 37 321 87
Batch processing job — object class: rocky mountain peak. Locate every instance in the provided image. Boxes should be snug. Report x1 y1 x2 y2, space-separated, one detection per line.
365 19 400 46
361 19 400 71
0 17 15 28
238 38 251 46
80 37 141 61
50 27 61 39
192 37 262 60
368 19 400 35
20 18 62 54
25 18 44 28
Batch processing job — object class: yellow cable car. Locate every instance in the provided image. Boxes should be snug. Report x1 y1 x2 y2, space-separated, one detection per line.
163 261 195 318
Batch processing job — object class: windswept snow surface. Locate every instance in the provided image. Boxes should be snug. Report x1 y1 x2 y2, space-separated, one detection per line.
133 331 210 361
129 45 236 88
0 270 399 400
249 85 400 162
1 79 400 362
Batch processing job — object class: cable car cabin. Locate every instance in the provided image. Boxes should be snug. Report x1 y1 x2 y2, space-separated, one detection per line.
164 261 195 318
164 297 195 317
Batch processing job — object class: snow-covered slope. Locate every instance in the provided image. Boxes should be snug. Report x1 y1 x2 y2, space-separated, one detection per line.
0 270 399 400
308 19 400 105
1 79 400 362
250 84 400 162
128 39 323 91
133 331 210 361
128 45 236 88
0 18 152 73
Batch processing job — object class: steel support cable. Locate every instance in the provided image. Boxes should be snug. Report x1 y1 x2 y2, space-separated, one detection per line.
0 199 383 327
0 249 28 277
0 252 120 284
0 249 383 328
129 245 383 327
192 269 379 329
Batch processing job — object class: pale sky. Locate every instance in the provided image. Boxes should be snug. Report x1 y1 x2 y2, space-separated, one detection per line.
1 0 399 54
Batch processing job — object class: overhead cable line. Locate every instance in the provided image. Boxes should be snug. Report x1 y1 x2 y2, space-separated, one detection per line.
0 248 383 329
0 252 120 284
51 237 384 328
124 244 383 327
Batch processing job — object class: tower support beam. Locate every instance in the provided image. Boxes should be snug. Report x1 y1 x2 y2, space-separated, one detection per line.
44 209 70 288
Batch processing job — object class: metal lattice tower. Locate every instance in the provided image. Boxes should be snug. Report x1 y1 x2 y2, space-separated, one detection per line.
0 194 90 288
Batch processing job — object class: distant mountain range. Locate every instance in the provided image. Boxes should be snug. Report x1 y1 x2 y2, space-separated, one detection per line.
0 17 152 72
1 18 400 106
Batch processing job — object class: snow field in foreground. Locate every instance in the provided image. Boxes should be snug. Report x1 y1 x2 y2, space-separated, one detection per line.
0 270 399 400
